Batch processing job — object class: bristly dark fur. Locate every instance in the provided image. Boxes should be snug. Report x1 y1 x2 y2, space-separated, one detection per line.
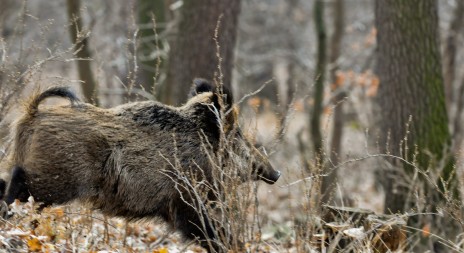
5 166 28 204
132 105 197 130
0 179 5 200
131 104 221 142
1 80 281 253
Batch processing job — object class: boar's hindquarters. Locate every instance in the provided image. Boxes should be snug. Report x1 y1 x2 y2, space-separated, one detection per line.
8 110 112 207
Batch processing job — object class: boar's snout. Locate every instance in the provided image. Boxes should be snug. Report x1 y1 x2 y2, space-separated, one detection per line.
258 165 281 184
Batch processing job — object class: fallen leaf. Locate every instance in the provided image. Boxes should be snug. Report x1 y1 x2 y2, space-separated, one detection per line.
247 97 261 108
153 247 169 253
27 237 42 252
50 207 65 218
366 76 380 97
422 223 431 237
335 71 346 88
343 227 366 240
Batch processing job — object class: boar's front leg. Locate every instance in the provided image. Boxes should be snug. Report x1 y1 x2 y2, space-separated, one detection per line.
174 202 225 253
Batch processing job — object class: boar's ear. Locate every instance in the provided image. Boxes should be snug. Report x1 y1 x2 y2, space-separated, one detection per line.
189 78 215 96
190 78 238 133
190 78 234 111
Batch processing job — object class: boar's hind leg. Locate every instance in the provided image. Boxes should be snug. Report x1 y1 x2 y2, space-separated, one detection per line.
5 166 30 205
0 179 6 199
0 179 7 218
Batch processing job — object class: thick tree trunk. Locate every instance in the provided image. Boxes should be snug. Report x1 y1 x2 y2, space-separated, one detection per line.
66 0 99 105
375 0 452 211
165 0 241 105
375 0 457 250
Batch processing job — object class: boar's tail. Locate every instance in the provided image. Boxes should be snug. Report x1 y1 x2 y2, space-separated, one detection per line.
26 86 80 116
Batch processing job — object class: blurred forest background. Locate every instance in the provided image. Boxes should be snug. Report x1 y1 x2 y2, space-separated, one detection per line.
1 0 464 252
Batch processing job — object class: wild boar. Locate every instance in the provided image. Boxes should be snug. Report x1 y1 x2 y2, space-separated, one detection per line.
0 79 281 252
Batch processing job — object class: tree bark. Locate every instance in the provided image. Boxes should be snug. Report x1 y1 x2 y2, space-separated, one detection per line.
276 0 297 140
310 0 326 157
375 0 457 250
375 0 453 211
165 0 241 105
310 0 329 204
453 77 464 153
328 0 345 179
66 0 99 105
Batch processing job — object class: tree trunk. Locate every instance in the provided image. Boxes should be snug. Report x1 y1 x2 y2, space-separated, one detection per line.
448 1 464 154
276 0 297 140
66 0 99 105
165 0 241 105
453 77 464 154
328 0 345 200
375 0 457 250
136 0 166 100
443 0 464 113
310 0 329 205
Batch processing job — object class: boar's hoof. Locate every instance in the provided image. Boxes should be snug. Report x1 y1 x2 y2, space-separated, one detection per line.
0 201 8 219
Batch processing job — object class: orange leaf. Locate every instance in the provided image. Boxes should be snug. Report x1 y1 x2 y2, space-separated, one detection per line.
293 100 304 112
366 76 380 97
334 71 345 88
147 235 158 243
422 223 431 237
247 97 261 108
364 28 377 46
27 237 42 252
357 72 368 87
347 70 355 82
153 248 169 253
323 106 333 115
50 207 64 218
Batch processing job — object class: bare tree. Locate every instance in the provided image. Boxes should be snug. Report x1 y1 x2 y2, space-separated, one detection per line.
310 0 327 206
165 0 241 105
67 0 99 105
326 0 345 205
136 0 167 100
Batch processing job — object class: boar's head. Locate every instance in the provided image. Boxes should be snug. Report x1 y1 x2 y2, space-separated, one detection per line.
189 79 281 184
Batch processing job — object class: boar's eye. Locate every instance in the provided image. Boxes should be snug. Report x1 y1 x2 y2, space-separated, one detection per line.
256 166 264 175
236 129 243 138
252 163 263 175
